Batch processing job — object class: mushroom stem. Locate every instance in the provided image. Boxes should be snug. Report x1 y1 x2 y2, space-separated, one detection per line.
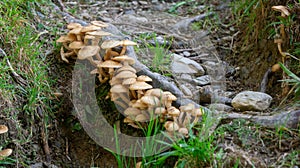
62 42 71 50
114 99 128 110
119 46 127 55
87 57 97 67
95 52 102 62
130 90 137 99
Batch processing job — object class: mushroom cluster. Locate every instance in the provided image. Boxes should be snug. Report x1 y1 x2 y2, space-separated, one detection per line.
57 21 204 137
0 125 12 160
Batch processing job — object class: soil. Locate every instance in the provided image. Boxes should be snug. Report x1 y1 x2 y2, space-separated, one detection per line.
1 0 299 167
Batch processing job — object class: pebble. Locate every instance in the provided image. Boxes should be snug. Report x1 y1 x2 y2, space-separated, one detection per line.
193 75 211 86
183 51 191 57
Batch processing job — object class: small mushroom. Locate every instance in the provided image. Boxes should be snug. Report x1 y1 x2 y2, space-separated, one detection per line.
104 48 120 60
78 45 101 67
271 63 281 72
167 106 180 122
140 95 161 107
69 27 83 41
67 22 82 30
135 114 148 122
116 65 136 74
110 84 130 103
154 107 167 115
101 40 122 50
114 70 137 79
56 35 77 50
119 39 138 55
81 25 102 33
91 20 109 28
0 125 8 134
137 75 152 82
131 99 148 109
164 121 179 132
162 91 177 108
98 60 122 78
191 108 204 125
0 149 12 160
130 81 153 99
69 41 85 52
84 35 96 45
86 30 111 46
124 107 141 116
178 127 189 138
112 55 136 66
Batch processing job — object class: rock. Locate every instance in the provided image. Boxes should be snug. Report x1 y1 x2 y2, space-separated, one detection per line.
193 75 211 86
208 103 233 112
171 54 205 75
232 91 272 111
199 85 232 104
183 51 191 57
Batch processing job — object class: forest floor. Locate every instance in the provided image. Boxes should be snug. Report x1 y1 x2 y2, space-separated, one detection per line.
0 0 299 167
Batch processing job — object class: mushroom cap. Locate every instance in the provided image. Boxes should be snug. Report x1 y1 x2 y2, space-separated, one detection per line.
124 117 134 123
154 107 167 115
101 40 122 49
121 39 138 46
167 106 180 117
178 127 189 137
122 77 137 85
90 68 99 74
0 125 8 134
69 41 84 50
135 114 148 122
163 91 177 101
130 81 153 90
84 35 96 40
67 23 82 29
91 21 109 28
69 27 82 35
98 60 123 68
110 84 128 93
192 108 203 117
81 25 102 32
179 103 195 113
86 30 111 37
271 63 281 72
110 77 122 85
115 70 137 79
112 55 136 65
272 5 290 16
137 75 152 82
274 38 283 44
78 45 100 60
145 88 164 97
164 121 179 132
0 149 12 159
124 107 141 116
56 35 76 43
132 99 148 109
116 65 136 74
141 95 161 106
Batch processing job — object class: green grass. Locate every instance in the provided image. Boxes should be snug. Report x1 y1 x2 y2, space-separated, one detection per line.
0 0 54 165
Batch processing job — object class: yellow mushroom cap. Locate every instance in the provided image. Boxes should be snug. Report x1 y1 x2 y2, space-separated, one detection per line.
272 5 290 16
0 149 12 159
167 106 180 117
98 60 123 68
271 63 281 72
122 77 137 85
145 88 164 97
67 23 82 30
78 46 100 60
129 81 153 90
69 27 82 35
81 25 102 32
101 40 122 49
69 41 84 50
154 107 167 115
137 75 152 82
116 65 136 74
114 70 137 79
110 84 128 93
0 125 8 134
124 107 141 116
164 121 179 132
91 21 109 28
135 114 148 122
56 35 76 43
121 39 138 46
86 30 111 37
112 55 136 65
141 95 161 106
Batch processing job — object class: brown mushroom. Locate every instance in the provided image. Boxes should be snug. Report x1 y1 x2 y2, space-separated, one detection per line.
124 107 141 116
178 127 189 138
56 35 77 50
162 91 177 108
78 45 100 66
67 23 82 30
141 95 161 107
81 25 102 33
137 75 152 82
112 55 136 66
104 48 120 60
119 39 138 55
167 106 180 122
129 81 153 99
164 121 179 132
0 125 8 134
69 27 83 41
110 84 130 104
116 65 136 74
0 149 12 160
98 60 122 78
86 30 111 46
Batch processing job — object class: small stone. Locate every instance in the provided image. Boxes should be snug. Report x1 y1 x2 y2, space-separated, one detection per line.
132 1 138 5
171 54 205 75
193 75 211 86
208 103 233 112
232 91 272 111
183 51 191 57
180 84 193 96
138 1 148 5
